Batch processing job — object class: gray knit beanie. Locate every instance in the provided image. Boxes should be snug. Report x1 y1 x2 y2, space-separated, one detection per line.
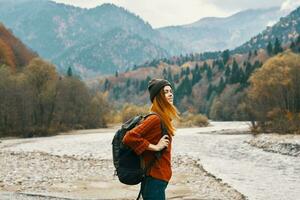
148 79 171 102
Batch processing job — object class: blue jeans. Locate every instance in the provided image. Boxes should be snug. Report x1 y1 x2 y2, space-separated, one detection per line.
141 176 168 200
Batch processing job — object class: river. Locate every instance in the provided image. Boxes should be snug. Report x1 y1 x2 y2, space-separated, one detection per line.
174 122 300 200
0 121 299 200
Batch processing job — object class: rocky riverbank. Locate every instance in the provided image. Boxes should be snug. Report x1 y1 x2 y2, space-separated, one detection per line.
0 130 246 200
248 133 300 157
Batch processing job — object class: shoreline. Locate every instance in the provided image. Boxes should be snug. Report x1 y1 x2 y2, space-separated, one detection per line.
247 133 300 157
0 151 245 200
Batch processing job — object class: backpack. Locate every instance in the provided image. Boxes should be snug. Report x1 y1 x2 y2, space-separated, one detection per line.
112 113 166 185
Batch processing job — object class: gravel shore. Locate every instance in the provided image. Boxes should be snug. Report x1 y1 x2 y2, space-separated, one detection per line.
0 128 246 200
248 133 300 157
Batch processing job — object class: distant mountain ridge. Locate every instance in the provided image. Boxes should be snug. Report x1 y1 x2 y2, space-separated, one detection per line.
0 0 288 78
0 0 176 77
234 6 300 53
157 7 284 53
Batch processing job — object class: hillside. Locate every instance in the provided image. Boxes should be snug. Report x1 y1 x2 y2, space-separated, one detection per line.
95 6 300 121
0 0 179 77
0 22 37 70
234 6 300 53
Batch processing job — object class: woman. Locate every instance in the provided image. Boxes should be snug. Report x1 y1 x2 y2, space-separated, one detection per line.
123 78 179 200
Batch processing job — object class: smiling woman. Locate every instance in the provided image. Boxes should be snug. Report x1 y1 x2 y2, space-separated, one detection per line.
122 78 180 200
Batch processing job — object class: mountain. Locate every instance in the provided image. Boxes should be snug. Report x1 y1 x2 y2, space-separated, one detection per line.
97 6 300 120
0 0 288 79
0 22 37 71
157 7 284 53
234 6 300 53
0 0 180 77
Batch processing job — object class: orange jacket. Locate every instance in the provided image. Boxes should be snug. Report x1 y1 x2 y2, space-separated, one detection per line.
122 114 172 182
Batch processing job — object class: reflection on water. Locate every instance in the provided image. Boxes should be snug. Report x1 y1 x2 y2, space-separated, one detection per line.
174 122 300 200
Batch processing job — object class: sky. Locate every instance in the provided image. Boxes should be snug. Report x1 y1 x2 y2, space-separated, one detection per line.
53 0 300 28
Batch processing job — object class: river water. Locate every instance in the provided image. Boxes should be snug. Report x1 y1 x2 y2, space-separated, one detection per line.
173 122 300 200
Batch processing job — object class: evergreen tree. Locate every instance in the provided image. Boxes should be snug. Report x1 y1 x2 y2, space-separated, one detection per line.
206 83 214 100
202 62 209 73
253 60 262 69
126 79 131 88
273 38 283 54
192 64 201 85
186 67 190 75
245 61 253 78
225 65 231 77
173 73 179 83
67 67 72 77
254 50 258 56
163 68 167 79
217 77 225 94
248 50 252 60
230 59 240 84
267 41 273 56
180 68 185 78
139 79 147 91
104 79 110 91
222 49 230 64
206 66 213 81
175 75 192 101
217 60 225 71
167 68 173 82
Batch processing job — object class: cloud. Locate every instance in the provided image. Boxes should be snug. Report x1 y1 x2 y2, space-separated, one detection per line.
280 0 300 12
205 0 284 11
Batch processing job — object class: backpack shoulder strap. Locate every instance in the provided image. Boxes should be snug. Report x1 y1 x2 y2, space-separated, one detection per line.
145 112 168 136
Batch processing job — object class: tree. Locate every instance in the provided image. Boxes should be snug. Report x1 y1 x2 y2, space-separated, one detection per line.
266 41 273 56
222 49 230 64
217 77 225 94
248 50 252 60
162 68 167 79
192 64 201 85
217 60 225 71
206 66 212 81
225 65 231 77
202 62 209 73
175 76 192 102
229 59 240 84
67 67 72 77
206 84 214 100
24 58 59 127
248 50 300 133
273 38 283 55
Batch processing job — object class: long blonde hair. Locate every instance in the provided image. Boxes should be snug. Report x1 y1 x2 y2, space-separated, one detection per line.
150 89 180 136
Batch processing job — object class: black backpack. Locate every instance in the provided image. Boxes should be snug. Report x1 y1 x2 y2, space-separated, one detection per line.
112 113 167 186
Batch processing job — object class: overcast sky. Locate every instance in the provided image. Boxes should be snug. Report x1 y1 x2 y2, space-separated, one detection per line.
53 0 300 28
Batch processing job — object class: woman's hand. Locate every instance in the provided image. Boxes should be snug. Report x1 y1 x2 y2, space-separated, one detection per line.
147 135 169 151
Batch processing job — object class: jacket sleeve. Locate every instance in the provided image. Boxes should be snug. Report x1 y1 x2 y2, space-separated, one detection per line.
122 115 160 155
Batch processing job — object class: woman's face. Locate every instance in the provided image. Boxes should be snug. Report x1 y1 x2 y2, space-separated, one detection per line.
163 85 173 104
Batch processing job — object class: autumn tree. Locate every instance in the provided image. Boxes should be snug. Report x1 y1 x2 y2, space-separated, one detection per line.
247 50 300 133
24 58 59 128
